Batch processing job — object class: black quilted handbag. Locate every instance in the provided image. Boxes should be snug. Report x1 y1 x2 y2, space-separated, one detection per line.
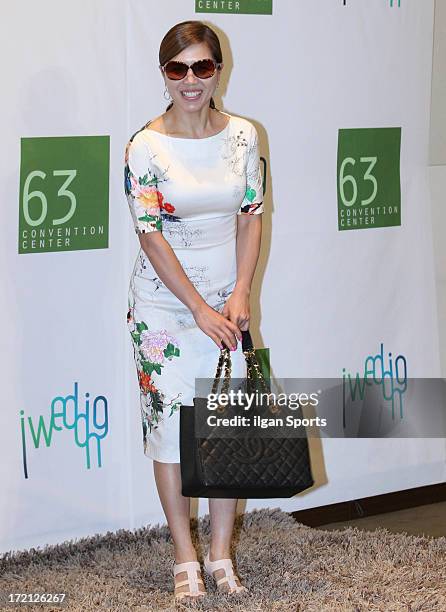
180 330 315 498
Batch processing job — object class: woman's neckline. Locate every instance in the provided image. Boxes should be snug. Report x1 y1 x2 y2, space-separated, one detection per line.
144 112 231 141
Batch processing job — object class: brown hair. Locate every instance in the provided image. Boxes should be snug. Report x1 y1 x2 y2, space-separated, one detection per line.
159 20 222 112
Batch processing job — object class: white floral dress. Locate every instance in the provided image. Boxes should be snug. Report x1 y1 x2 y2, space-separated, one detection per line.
124 111 264 462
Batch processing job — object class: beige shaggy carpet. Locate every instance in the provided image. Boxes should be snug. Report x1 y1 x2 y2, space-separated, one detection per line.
1 507 445 611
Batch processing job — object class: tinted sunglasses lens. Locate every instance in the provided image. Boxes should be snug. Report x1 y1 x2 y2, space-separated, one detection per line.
165 61 188 80
192 59 216 78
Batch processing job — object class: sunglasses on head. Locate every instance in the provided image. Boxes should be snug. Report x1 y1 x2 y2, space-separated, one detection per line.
160 58 222 80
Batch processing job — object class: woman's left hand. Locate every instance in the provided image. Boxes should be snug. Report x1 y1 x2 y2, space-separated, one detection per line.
221 285 250 331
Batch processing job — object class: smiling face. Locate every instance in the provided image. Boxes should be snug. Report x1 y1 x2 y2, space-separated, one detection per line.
161 42 222 112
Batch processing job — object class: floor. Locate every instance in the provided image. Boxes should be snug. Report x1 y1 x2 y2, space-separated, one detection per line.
320 501 446 538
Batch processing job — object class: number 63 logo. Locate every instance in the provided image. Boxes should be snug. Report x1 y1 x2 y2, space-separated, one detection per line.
339 157 377 207
22 169 77 226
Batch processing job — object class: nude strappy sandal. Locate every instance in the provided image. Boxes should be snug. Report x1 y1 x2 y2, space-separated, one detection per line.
203 550 248 594
173 560 206 602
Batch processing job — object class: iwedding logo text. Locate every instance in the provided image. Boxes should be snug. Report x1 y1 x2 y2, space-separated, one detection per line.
20 381 109 478
342 342 407 427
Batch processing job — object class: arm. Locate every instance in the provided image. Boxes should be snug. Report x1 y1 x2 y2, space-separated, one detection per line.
222 122 264 330
221 214 262 331
234 214 262 297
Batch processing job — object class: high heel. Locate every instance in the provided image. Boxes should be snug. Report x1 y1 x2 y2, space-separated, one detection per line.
203 549 248 594
173 560 206 602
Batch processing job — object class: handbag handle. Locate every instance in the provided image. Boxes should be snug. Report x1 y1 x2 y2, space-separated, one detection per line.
211 329 269 397
241 329 254 351
221 329 253 352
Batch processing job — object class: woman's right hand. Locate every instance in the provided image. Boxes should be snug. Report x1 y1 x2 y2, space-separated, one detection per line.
192 303 242 350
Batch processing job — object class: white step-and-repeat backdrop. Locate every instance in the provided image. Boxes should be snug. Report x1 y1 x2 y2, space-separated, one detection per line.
1 0 443 554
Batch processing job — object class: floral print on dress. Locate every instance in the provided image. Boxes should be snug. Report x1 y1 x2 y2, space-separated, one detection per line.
126 302 182 448
162 219 204 248
213 286 235 313
239 184 263 214
124 136 182 233
238 126 264 215
220 123 264 215
221 128 249 176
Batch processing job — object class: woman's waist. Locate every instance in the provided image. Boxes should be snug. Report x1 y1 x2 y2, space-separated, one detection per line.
129 272 236 312
133 235 236 274
160 213 236 249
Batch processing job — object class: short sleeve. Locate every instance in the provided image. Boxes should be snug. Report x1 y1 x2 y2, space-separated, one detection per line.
124 133 163 234
237 124 264 215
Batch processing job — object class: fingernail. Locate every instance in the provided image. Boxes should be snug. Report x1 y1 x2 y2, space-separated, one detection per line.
231 345 236 351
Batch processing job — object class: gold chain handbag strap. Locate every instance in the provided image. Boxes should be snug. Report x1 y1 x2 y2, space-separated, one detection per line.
244 348 269 392
243 348 283 414
210 335 269 404
211 346 232 397
210 332 283 415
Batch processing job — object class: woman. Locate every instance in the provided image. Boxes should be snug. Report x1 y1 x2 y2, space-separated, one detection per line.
124 20 263 602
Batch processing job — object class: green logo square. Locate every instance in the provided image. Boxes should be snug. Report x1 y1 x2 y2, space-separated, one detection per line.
337 128 401 231
195 0 272 15
19 136 109 253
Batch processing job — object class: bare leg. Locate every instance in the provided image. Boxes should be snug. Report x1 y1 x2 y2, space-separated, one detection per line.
153 460 206 596
207 498 243 591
